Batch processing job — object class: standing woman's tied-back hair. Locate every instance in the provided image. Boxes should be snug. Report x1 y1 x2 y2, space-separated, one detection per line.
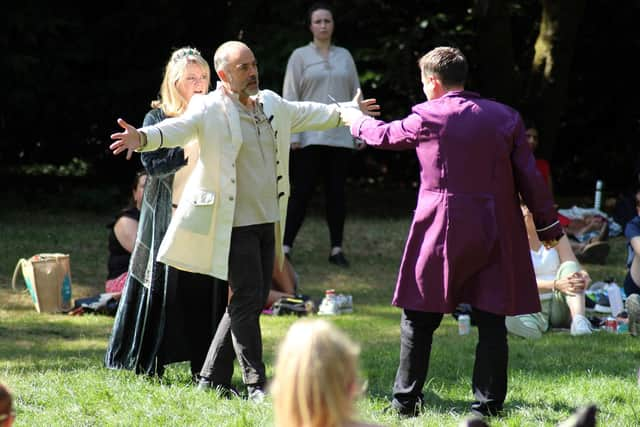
271 319 363 427
151 46 210 117
307 1 334 23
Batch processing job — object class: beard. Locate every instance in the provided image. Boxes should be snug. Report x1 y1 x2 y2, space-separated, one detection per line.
228 73 259 97
245 78 259 96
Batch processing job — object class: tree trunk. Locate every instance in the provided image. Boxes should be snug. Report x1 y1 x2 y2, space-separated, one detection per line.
527 0 585 161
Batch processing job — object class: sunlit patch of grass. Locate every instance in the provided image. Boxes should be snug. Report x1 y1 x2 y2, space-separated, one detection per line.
1 203 638 426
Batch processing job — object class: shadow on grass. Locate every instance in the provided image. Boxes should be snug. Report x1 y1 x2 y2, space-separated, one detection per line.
0 314 114 372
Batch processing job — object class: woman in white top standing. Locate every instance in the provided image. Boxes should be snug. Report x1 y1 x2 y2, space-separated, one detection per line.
282 2 362 267
506 202 593 338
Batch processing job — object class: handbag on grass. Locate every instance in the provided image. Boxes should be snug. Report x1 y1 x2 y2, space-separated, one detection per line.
11 253 73 313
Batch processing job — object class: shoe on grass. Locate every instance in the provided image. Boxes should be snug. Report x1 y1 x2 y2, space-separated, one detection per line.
625 293 640 337
336 294 353 314
196 378 240 399
570 314 593 336
383 397 423 417
328 251 349 267
470 401 503 417
318 296 339 315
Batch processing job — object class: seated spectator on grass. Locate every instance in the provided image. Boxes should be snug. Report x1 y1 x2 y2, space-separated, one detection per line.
524 119 609 264
614 191 638 233
613 156 640 230
225 255 300 314
525 119 553 196
265 255 299 309
70 171 147 316
557 207 611 265
270 318 382 427
105 170 146 295
0 383 15 427
523 119 609 267
566 215 610 265
506 202 593 338
563 214 608 244
623 189 640 336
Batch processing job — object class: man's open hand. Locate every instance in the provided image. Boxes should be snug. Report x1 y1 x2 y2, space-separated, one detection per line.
109 118 141 160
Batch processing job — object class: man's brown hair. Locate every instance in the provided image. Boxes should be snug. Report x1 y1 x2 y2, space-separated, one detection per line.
418 46 468 87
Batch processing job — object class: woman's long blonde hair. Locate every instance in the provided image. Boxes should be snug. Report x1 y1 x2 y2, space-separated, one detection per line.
151 46 210 117
271 319 362 427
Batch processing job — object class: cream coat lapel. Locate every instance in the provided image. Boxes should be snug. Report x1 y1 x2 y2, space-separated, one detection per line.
217 83 243 154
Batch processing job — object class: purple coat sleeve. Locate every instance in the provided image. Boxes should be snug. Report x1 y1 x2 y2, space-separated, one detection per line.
350 112 424 151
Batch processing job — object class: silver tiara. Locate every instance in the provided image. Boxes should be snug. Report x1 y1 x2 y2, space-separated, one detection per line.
173 48 201 62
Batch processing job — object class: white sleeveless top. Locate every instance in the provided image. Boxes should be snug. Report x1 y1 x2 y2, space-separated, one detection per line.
530 245 560 300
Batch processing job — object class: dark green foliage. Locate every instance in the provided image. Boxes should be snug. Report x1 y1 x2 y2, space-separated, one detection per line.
1 1 638 195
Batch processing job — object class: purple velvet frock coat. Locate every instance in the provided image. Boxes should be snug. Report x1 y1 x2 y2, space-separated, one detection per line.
350 90 562 316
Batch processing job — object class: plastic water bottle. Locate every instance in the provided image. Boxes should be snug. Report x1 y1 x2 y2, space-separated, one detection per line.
458 314 471 335
606 282 624 317
594 179 603 211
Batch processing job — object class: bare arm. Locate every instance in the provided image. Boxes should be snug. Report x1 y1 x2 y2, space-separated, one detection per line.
629 236 640 284
113 216 138 253
544 235 590 295
630 235 640 257
556 234 579 264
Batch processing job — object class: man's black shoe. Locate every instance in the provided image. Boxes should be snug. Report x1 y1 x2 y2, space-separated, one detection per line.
328 252 349 267
460 417 490 427
196 378 240 399
383 398 423 417
470 402 503 417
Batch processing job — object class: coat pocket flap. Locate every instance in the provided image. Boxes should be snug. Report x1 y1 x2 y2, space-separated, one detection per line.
192 190 215 206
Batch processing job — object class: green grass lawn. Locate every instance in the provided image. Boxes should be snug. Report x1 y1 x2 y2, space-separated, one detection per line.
1 195 639 426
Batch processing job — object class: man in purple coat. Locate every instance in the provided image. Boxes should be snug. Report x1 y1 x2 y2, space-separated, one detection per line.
341 46 563 417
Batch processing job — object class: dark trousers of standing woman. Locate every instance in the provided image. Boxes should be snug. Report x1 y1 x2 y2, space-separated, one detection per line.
284 145 352 249
199 223 275 388
392 307 508 416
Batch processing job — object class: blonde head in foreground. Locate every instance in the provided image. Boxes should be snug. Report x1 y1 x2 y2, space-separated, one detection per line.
271 319 364 427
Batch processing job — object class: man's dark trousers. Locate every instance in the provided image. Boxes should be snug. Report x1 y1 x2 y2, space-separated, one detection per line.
392 307 508 415
199 222 275 388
